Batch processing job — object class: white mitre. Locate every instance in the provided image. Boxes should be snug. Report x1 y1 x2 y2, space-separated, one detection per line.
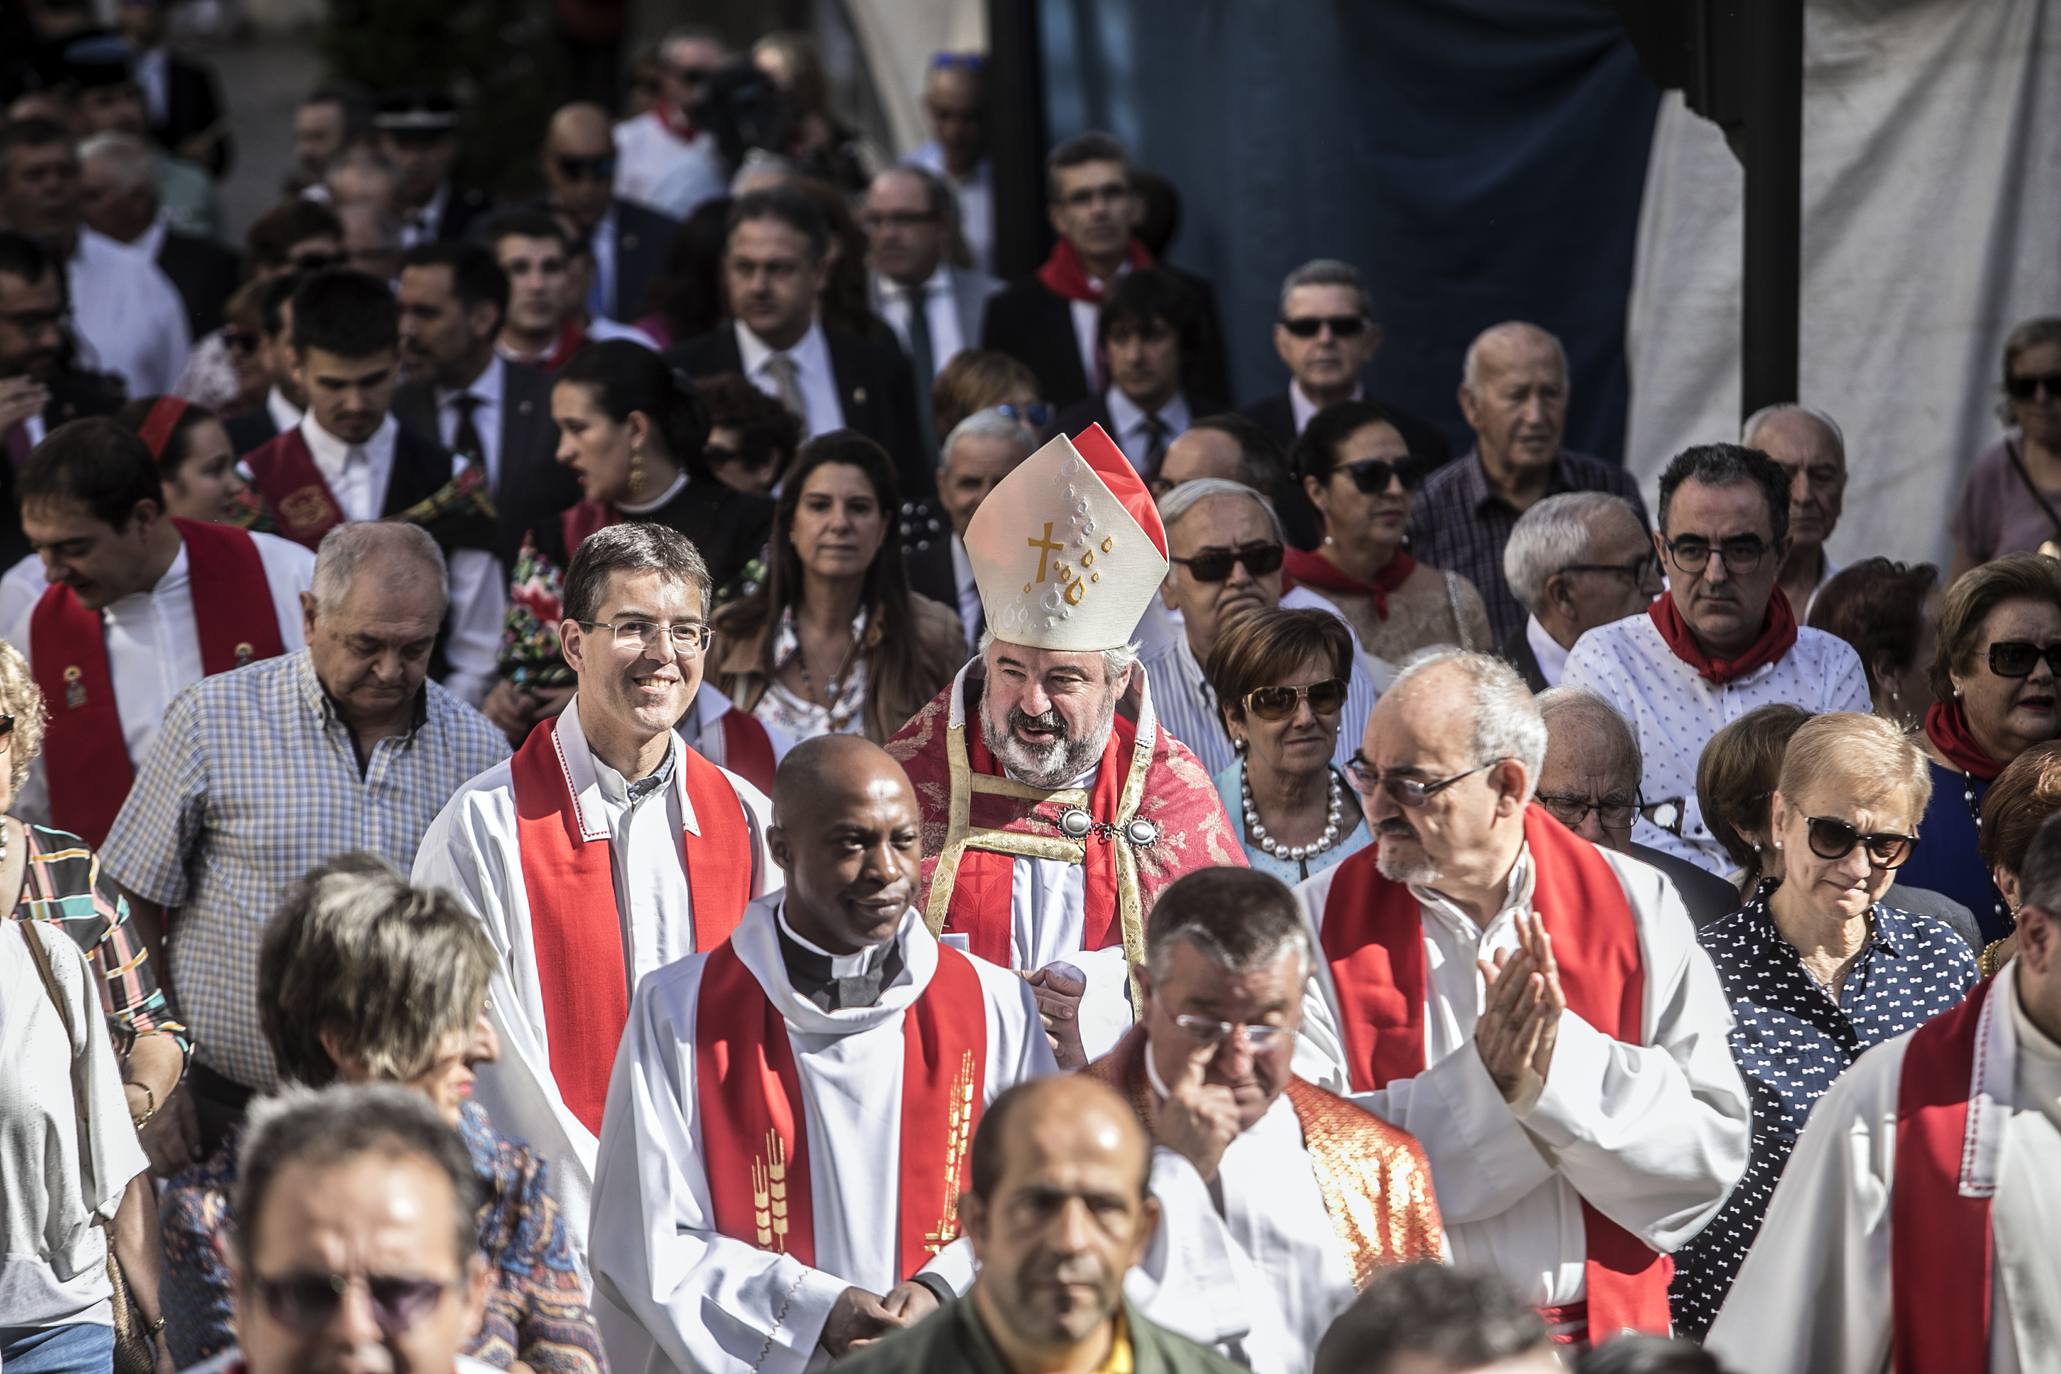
966 424 1170 653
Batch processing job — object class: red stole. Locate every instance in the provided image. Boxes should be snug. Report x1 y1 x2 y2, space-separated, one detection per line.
943 706 1137 967
718 709 777 795
510 717 756 1136
694 935 989 1280
1645 586 1798 686
1923 699 2003 782
1036 238 1154 304
1316 807 1670 1336
244 427 347 549
1891 972 1999 1374
31 520 285 847
1283 546 1418 621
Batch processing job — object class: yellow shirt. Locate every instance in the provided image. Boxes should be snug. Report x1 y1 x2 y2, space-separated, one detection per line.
1096 1313 1135 1374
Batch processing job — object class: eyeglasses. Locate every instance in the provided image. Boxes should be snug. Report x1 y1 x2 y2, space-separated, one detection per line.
287 251 346 273
667 64 717 85
1804 815 1918 869
1536 791 1640 832
575 618 713 654
930 52 986 71
1173 1013 1288 1051
554 154 616 182
1556 553 1660 585
1339 457 1423 495
1988 641 2061 678
1279 314 1369 340
222 327 261 356
1346 756 1498 808
1169 542 1284 583
1243 678 1348 721
255 1271 449 1336
2006 373 2061 402
995 402 1050 430
1662 535 1774 575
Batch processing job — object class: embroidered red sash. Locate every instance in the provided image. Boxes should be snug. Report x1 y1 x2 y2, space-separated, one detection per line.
694 936 988 1280
1317 806 1668 1336
719 708 777 795
1283 546 1418 621
244 427 347 549
31 520 285 847
1891 972 1998 1374
943 706 1138 967
511 717 756 1136
1646 585 1797 686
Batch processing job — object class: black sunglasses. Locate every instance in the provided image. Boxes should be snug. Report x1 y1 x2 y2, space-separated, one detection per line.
1243 678 1348 721
995 402 1050 430
1169 542 1285 583
1804 815 1917 869
1339 457 1421 495
0 714 14 739
1988 641 2061 678
1280 314 1369 340
256 1271 449 1335
554 154 616 182
2006 373 2061 402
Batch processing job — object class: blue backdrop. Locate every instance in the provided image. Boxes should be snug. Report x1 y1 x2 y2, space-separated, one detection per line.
1037 0 1662 464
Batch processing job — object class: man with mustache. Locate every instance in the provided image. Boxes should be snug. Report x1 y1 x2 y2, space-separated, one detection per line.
1084 867 1442 1373
414 523 776 1271
1564 443 1871 872
1294 647 1749 1348
888 425 1247 1070
589 733 1055 1373
1743 403 1848 617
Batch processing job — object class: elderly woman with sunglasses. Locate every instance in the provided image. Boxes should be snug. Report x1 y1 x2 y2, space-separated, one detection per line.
1287 400 1491 663
1668 711 1976 1340
160 857 604 1374
1897 553 2061 941
1951 317 2061 577
1202 606 1372 883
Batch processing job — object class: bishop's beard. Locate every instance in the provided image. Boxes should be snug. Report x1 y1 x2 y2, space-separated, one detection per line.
979 687 1119 790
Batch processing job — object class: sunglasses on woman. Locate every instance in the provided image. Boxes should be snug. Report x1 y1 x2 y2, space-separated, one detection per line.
256 1271 449 1335
1803 815 1917 868
2006 373 2061 402
1242 678 1348 721
1169 542 1284 583
1339 457 1422 495
1988 641 2061 678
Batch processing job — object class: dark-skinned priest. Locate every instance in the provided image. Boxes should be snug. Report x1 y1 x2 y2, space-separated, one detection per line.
888 424 1246 1069
589 734 1057 1374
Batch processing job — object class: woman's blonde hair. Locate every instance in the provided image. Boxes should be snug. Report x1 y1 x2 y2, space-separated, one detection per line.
1775 711 1933 824
0 638 50 792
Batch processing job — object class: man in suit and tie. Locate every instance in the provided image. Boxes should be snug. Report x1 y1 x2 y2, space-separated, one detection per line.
393 242 579 568
77 131 239 339
375 90 494 249
1052 267 1216 478
539 102 677 324
901 405 1038 646
667 187 927 494
863 163 1002 456
115 0 233 177
979 132 1228 411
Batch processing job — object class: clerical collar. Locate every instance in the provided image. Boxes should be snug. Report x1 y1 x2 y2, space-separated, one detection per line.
774 902 904 1011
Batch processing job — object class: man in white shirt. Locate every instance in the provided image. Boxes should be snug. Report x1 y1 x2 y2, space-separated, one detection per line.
0 117 189 396
0 416 312 842
415 522 775 1261
902 406 1038 645
1563 443 1872 872
589 733 1056 1373
908 53 993 273
612 26 731 217
1498 491 1661 692
1295 647 1750 1345
1744 402 1848 618
1707 812 2061 1373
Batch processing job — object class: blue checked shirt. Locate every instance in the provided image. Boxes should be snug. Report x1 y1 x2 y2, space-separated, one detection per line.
99 650 509 1091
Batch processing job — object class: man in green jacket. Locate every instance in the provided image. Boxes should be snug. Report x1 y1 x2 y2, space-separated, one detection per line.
835 1074 1243 1374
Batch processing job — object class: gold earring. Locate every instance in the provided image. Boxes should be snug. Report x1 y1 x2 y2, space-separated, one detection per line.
627 442 645 500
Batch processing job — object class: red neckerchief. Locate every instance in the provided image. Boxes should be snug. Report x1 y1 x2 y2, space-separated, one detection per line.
1646 585 1798 685
657 99 698 140
1035 237 1153 304
1924 698 2004 782
1283 546 1417 621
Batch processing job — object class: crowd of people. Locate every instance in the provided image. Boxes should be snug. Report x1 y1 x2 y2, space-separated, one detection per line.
2 9 2058 1374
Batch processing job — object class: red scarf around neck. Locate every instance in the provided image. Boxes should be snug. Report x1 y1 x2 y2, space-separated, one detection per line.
510 717 756 1135
1924 698 2004 782
1036 237 1154 304
1314 807 1670 1336
1646 585 1797 685
694 936 989 1281
1283 545 1417 622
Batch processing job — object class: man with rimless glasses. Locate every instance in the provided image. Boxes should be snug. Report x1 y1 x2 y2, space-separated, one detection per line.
1294 648 1748 1348
1565 443 1871 874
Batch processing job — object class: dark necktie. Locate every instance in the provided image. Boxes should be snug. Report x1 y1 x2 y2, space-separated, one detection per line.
449 393 487 480
1141 413 1171 476
905 285 938 455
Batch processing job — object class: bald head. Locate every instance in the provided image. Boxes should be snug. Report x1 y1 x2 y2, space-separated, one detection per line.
1536 687 1641 851
1459 323 1568 480
1742 405 1848 552
768 736 924 957
969 1075 1149 1204
547 102 612 149
542 102 617 232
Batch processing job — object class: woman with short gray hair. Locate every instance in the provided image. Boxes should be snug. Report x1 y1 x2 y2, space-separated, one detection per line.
159 857 605 1373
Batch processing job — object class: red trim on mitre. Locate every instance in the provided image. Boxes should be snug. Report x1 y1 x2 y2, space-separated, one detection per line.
1070 423 1168 559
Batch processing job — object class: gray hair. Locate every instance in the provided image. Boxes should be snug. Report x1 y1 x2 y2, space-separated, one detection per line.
563 521 712 624
979 627 1138 684
77 131 157 199
1460 321 1568 393
311 521 448 612
1502 491 1643 614
1155 476 1284 544
1741 403 1846 463
234 1084 482 1274
1144 868 1311 984
942 406 1037 469
1535 685 1642 780
1277 258 1367 319
1391 648 1547 803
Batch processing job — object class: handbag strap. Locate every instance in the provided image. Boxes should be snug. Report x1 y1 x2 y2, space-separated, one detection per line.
2004 438 2061 539
18 917 94 1181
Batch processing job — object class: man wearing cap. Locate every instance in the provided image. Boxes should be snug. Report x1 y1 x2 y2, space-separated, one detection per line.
375 90 494 249
888 424 1247 1067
